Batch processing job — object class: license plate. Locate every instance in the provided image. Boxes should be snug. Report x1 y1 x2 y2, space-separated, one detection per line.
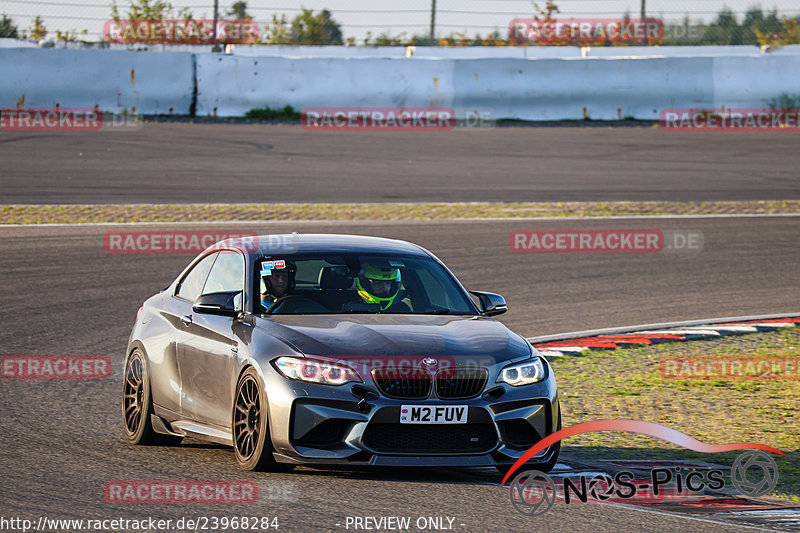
400 405 468 424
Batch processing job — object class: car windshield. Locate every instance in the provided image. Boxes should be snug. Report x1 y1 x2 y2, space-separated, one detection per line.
256 253 476 315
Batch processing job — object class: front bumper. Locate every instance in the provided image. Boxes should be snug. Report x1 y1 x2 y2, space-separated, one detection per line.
263 365 559 468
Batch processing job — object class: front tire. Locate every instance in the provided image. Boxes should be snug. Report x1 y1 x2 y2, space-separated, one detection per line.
232 367 293 472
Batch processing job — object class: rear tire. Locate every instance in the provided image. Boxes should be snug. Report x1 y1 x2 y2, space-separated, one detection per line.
232 367 293 472
123 349 174 445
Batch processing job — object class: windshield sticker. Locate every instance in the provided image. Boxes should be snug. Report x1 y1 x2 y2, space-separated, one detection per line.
262 260 275 270
389 260 405 267
260 269 272 277
274 260 286 269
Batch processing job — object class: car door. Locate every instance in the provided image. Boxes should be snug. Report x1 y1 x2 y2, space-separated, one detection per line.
155 251 219 415
177 250 245 428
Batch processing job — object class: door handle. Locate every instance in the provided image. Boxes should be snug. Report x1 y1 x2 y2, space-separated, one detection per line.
181 314 193 325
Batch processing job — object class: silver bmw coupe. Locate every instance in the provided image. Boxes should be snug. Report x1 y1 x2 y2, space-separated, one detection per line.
123 233 560 473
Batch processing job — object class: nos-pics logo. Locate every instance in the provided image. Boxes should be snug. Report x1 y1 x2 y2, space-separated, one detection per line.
503 420 782 516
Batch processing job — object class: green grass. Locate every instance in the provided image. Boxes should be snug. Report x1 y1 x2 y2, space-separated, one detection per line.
551 327 800 500
244 105 301 121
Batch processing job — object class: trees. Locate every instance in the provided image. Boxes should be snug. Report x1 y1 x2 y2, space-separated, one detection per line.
228 1 252 21
14 14 86 42
755 15 800 47
532 1 560 22
289 8 342 45
110 0 196 23
29 16 47 40
699 8 783 45
266 8 343 45
0 14 19 38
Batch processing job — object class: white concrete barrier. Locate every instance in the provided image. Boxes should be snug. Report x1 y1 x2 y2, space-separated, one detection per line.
452 57 717 120
195 55 455 116
0 38 38 48
4 38 800 58
586 45 765 58
196 53 799 120
230 44 800 59
3 45 798 120
410 46 580 59
712 55 800 109
231 45 408 58
0 48 194 114
768 44 800 55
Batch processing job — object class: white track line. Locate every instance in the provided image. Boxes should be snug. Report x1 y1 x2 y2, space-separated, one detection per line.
701 325 760 332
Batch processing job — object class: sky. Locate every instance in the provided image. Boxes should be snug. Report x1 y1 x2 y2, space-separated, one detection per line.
3 0 799 42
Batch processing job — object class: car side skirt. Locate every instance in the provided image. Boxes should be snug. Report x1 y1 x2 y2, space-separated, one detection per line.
153 404 233 446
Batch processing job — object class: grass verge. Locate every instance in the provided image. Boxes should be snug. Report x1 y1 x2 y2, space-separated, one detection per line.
2 200 799 225
244 105 302 121
552 327 800 500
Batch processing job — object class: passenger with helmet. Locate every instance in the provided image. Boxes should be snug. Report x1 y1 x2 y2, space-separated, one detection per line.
355 261 410 312
261 261 297 310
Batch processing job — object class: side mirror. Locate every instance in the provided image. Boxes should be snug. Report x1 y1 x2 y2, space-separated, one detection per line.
193 291 241 317
470 290 508 317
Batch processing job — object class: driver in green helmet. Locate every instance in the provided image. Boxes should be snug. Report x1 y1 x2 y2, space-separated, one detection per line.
356 262 410 312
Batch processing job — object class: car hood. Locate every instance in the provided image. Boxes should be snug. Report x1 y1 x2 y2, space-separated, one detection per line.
254 314 532 365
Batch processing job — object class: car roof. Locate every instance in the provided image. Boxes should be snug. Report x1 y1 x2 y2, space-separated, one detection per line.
213 233 432 258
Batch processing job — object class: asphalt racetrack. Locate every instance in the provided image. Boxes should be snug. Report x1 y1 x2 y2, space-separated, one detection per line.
0 217 798 533
0 124 798 204
1 125 799 532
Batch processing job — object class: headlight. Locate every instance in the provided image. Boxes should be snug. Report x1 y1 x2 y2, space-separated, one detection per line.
273 357 362 386
497 358 545 386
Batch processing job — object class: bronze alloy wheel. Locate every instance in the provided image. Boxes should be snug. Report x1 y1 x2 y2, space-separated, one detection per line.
123 349 181 445
232 368 292 471
123 351 145 437
122 349 166 444
234 373 262 460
